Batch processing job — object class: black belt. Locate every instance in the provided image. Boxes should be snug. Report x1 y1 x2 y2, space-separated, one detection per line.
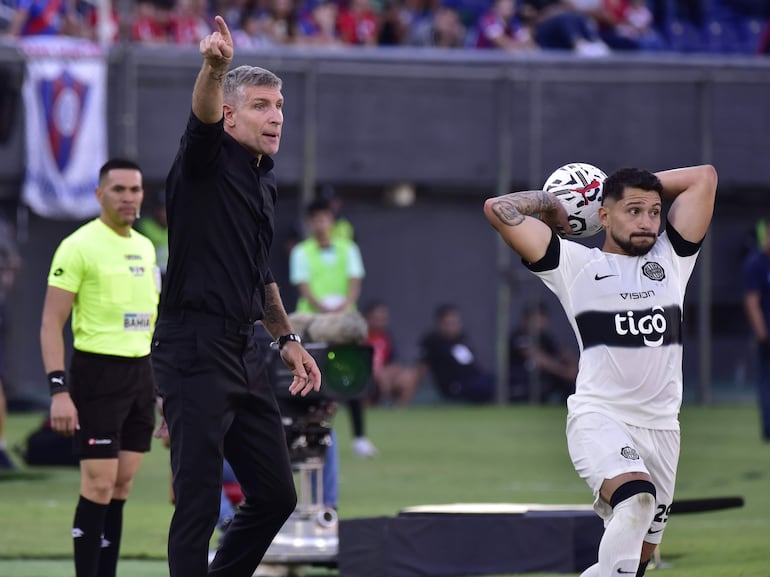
160 309 264 337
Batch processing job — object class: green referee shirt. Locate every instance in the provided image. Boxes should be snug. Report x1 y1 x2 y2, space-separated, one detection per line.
47 219 160 357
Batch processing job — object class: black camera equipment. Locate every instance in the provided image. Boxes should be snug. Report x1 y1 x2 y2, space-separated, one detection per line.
263 342 373 566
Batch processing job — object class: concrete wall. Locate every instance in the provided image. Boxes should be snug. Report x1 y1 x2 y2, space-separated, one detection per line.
1 45 768 402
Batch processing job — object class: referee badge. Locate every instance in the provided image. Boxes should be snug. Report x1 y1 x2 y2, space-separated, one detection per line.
124 313 152 331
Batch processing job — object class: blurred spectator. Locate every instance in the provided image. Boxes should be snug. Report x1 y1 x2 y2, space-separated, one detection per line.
396 0 435 46
519 0 610 54
232 7 275 47
407 5 466 48
379 0 406 44
588 0 665 50
474 0 535 50
760 19 770 53
296 0 341 45
428 5 467 46
741 216 770 442
508 303 577 403
171 0 214 44
290 198 363 314
364 300 419 405
414 303 495 403
0 217 19 470
338 0 380 45
131 0 172 44
289 198 377 457
319 184 355 241
6 0 80 37
76 0 119 43
265 0 298 44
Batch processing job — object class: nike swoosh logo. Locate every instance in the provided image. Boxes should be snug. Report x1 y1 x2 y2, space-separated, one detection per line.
617 570 635 575
594 273 617 281
647 528 663 534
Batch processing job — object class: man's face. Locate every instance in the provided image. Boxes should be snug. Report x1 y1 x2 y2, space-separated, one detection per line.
308 210 334 239
225 85 284 158
600 188 661 256
437 311 462 339
96 168 143 231
367 305 389 332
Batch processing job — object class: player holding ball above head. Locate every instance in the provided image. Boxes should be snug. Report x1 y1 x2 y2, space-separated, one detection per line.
484 163 717 577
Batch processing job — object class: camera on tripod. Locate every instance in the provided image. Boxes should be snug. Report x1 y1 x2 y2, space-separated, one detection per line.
268 342 373 465
262 341 373 564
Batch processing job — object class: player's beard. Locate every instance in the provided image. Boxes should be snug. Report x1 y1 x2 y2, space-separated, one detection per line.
611 230 657 256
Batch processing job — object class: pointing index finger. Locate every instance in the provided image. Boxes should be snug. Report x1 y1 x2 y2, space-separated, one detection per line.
214 15 232 41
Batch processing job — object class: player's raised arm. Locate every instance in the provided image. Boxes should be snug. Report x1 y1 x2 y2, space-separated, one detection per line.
192 15 234 124
657 164 718 244
483 190 571 263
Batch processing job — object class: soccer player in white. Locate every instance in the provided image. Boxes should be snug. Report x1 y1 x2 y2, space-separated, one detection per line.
484 165 717 577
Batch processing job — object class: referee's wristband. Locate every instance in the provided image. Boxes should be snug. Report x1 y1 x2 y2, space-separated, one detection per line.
47 371 68 396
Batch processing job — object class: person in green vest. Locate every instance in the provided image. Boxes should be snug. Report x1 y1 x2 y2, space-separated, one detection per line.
290 198 364 314
135 189 168 284
319 184 355 242
290 198 378 457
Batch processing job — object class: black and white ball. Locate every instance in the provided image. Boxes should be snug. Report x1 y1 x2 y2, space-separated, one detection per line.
543 162 607 238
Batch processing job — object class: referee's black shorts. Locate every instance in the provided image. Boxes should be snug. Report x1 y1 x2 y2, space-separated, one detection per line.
69 349 156 460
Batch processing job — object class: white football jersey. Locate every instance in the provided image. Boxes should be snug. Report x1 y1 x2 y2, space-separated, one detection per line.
527 228 700 430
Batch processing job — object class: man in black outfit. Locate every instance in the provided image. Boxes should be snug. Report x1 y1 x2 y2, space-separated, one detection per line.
151 15 322 577
414 303 495 403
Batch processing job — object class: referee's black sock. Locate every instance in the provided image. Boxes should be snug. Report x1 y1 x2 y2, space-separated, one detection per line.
97 499 125 577
73 495 109 577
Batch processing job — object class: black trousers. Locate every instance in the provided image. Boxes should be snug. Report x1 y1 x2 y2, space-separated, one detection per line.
152 311 297 577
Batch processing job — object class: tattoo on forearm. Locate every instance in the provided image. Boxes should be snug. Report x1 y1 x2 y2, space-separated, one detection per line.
263 285 290 335
490 191 554 227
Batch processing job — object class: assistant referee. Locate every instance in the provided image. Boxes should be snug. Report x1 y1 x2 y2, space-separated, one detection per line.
40 158 159 577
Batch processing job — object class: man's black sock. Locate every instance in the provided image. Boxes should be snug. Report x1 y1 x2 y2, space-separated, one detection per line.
73 495 109 577
97 499 125 577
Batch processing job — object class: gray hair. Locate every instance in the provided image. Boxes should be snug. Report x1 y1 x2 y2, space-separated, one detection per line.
223 65 283 105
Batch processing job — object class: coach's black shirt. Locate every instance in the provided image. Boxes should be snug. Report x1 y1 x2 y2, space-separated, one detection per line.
162 111 277 322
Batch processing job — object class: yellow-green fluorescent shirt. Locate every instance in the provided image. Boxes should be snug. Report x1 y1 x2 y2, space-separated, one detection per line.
47 219 160 357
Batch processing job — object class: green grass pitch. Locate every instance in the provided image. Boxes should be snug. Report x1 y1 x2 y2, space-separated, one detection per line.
1 403 768 577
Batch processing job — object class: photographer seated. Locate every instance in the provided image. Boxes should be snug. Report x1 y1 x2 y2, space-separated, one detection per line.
413 304 495 404
508 303 577 403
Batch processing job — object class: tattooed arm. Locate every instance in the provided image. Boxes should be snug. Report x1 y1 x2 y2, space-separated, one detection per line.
483 190 571 264
262 282 322 397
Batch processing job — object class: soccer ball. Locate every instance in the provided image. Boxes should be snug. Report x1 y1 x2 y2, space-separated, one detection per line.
543 162 607 238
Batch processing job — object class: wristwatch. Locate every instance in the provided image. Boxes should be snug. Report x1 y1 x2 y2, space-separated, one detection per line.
276 333 302 350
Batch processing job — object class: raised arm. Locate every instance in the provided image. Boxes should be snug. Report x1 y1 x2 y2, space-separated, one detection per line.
192 15 234 124
657 164 718 244
483 190 571 263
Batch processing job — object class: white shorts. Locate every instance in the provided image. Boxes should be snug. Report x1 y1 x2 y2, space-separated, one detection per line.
566 411 680 544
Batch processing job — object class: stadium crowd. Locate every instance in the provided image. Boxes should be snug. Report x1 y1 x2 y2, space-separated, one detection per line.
0 0 768 53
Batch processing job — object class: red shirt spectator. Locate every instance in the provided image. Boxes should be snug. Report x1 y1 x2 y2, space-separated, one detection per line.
337 0 379 45
132 0 171 44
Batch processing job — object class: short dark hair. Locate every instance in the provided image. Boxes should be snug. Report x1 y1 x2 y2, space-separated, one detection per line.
434 303 458 322
306 198 333 216
602 168 663 204
99 158 142 183
363 299 386 316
